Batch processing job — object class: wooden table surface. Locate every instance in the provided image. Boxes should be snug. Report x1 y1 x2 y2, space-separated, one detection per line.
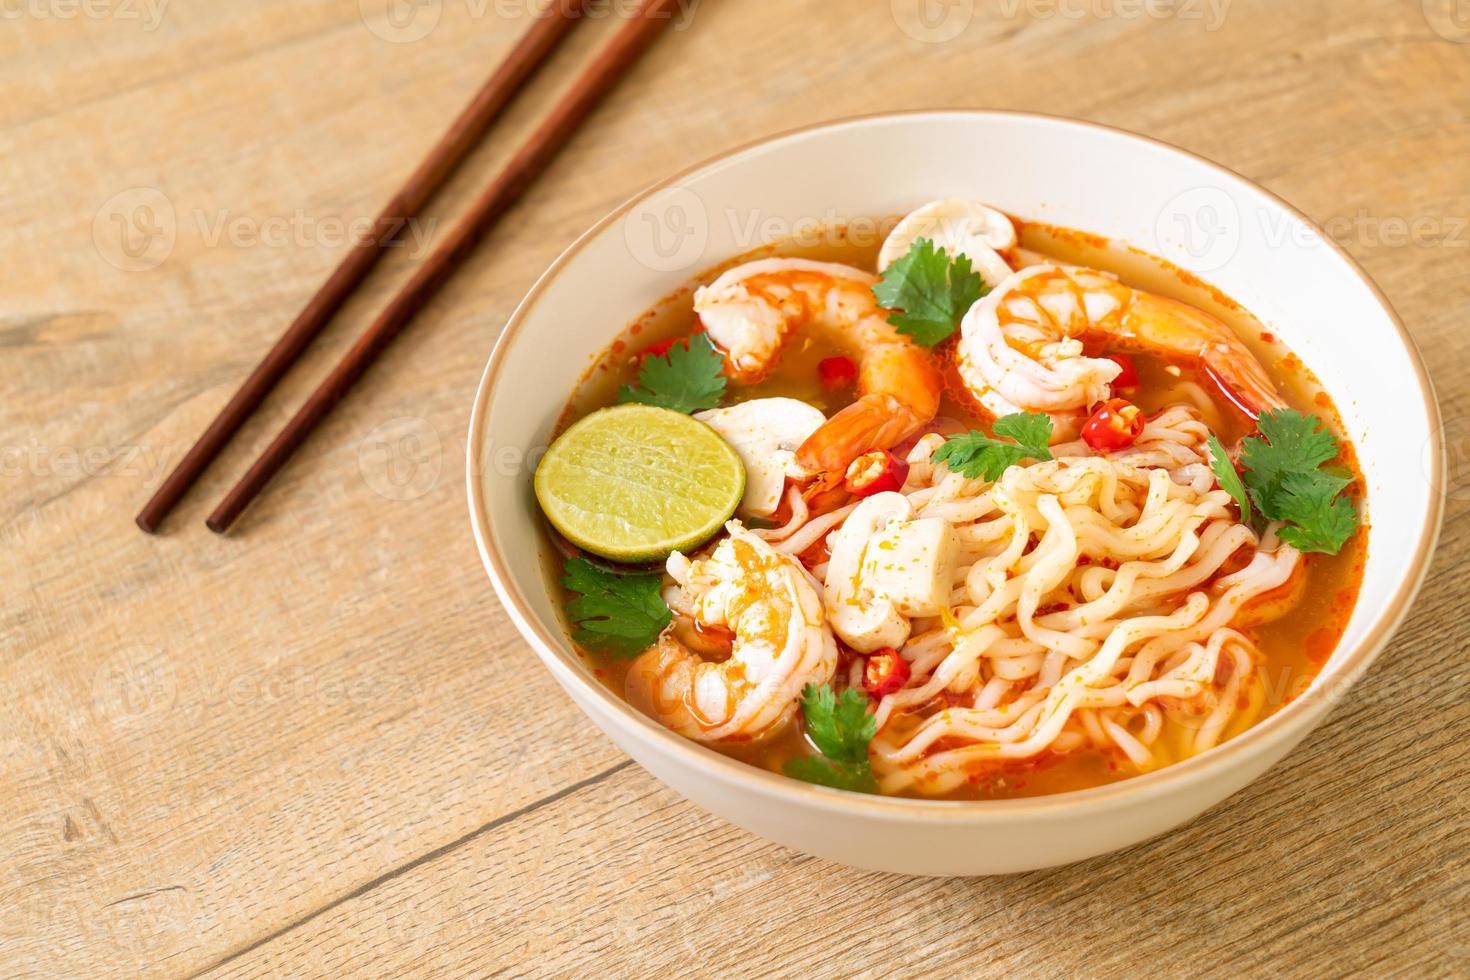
5 0 1467 975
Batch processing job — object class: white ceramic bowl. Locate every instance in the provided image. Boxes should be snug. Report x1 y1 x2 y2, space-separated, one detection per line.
468 111 1443 876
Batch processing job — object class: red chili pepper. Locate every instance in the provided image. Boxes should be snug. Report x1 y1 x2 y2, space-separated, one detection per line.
634 337 680 362
1081 398 1146 452
864 648 911 698
1107 353 1140 389
843 450 909 497
818 355 858 391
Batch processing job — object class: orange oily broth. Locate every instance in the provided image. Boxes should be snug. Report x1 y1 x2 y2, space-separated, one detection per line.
544 221 1366 799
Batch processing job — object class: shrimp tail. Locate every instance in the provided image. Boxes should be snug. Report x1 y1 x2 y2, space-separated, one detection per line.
1201 351 1287 421
796 393 927 487
1129 293 1287 420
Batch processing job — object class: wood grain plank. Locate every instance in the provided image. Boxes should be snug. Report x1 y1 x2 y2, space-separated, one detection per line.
211 692 1466 979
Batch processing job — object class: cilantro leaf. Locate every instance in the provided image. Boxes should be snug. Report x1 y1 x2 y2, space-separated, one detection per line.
617 333 726 414
992 412 1053 451
560 558 671 657
1206 431 1252 526
784 683 880 793
1236 409 1361 555
931 412 1054 481
1239 409 1341 518
1273 470 1360 554
784 754 879 793
798 684 875 763
872 238 987 347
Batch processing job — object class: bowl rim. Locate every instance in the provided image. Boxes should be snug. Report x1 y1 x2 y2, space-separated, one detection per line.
467 108 1445 818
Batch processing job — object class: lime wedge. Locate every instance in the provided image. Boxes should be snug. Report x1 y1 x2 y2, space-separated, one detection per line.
534 404 745 562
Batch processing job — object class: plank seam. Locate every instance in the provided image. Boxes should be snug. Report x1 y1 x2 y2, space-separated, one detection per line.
188 760 633 978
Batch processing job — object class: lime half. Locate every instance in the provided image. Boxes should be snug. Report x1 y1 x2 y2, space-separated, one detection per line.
534 404 745 562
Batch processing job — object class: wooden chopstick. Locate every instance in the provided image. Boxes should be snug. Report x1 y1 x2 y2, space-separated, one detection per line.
136 0 589 534
205 0 684 534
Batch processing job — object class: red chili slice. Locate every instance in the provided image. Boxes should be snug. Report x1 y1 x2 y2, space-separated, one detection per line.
635 326 709 363
818 355 858 391
864 648 911 698
634 337 680 362
1081 398 1146 452
1107 353 1140 389
843 450 909 497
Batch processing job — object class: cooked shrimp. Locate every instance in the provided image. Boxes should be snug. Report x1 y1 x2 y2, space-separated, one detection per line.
694 258 942 485
957 264 1285 422
625 523 837 742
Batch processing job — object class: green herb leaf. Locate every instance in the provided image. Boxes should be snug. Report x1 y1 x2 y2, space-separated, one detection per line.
991 412 1053 452
784 684 880 793
1236 409 1361 555
1239 409 1341 518
617 333 726 414
871 238 987 347
931 412 1054 482
1272 470 1360 554
784 754 879 793
798 684 875 764
560 557 671 658
1206 431 1252 526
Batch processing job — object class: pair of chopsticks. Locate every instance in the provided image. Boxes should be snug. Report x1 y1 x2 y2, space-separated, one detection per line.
137 0 683 534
